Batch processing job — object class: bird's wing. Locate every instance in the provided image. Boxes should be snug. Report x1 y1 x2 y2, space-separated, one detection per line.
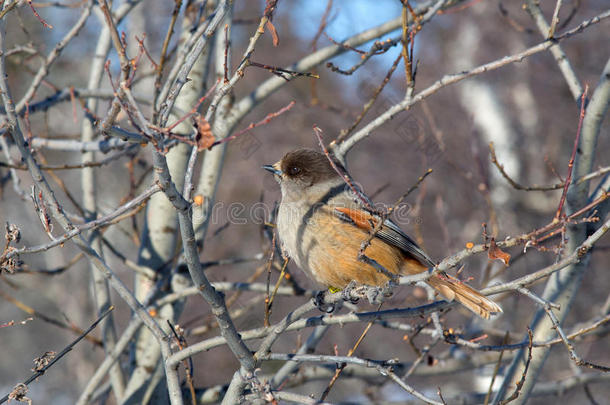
333 206 436 268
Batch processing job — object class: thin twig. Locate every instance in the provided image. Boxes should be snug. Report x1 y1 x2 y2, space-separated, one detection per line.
249 60 319 80
518 288 610 372
498 328 534 405
264 257 289 327
555 86 588 221
314 126 374 210
548 0 564 37
485 331 510 405
320 303 381 401
152 0 183 121
334 52 402 143
334 9 610 158
0 306 114 404
211 100 295 148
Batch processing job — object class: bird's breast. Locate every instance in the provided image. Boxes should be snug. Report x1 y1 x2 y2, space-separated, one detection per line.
276 200 309 269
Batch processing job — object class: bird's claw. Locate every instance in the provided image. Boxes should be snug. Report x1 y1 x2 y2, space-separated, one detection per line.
365 282 395 305
314 291 336 313
341 281 361 304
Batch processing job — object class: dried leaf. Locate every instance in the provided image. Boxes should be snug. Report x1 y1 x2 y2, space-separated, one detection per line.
266 20 280 46
488 238 510 266
195 116 215 151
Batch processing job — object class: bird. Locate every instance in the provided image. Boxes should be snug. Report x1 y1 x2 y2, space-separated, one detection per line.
263 148 502 319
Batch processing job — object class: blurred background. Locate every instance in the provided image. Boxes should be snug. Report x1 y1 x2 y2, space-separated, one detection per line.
1 0 609 403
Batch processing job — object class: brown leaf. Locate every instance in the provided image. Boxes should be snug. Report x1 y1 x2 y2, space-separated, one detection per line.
488 238 510 266
266 20 280 46
195 116 215 151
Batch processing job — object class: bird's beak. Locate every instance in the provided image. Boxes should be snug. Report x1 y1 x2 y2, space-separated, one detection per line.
262 163 283 176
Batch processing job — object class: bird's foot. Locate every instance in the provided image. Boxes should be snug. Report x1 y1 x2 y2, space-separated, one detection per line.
313 290 336 313
341 281 361 304
365 282 395 305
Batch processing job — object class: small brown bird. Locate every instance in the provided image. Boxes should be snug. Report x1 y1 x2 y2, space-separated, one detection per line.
264 149 502 319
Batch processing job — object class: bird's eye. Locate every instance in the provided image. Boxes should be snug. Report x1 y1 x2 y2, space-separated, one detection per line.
288 166 301 176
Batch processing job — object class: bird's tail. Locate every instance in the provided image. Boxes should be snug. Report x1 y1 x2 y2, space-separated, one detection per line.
428 275 502 319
